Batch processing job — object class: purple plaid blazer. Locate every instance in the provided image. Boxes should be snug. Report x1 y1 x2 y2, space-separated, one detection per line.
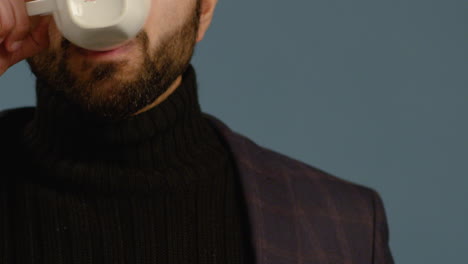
1 108 394 264
203 113 395 264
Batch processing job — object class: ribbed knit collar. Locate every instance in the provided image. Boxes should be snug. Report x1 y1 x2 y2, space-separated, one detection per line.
21 64 230 195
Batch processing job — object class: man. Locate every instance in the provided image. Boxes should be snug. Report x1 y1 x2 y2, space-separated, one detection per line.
0 0 394 263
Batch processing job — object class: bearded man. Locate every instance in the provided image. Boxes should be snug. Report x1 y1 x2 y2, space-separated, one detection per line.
0 0 394 263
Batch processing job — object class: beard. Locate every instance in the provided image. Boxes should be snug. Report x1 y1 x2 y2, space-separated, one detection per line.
26 2 201 121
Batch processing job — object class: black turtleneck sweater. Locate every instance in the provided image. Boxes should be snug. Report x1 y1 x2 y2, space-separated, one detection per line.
0 65 255 263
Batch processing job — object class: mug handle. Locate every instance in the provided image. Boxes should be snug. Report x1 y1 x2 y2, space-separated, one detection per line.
26 0 56 16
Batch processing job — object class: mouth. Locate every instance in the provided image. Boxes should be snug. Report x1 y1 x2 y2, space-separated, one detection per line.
76 41 134 59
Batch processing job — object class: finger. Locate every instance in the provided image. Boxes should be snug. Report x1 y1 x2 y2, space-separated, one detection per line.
8 15 50 66
0 1 15 45
5 0 31 52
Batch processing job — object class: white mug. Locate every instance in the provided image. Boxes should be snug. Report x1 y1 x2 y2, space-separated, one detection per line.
26 0 151 51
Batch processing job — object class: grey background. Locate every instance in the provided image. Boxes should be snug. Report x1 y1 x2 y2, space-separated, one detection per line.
1 0 466 263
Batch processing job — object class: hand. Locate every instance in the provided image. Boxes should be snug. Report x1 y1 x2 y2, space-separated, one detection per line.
0 0 51 76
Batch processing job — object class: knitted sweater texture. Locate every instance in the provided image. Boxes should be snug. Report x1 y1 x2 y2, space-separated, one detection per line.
0 65 254 264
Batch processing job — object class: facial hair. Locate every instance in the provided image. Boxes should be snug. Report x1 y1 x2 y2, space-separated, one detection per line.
26 2 201 121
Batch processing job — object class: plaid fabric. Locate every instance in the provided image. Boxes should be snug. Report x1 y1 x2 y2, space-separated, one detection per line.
204 113 394 264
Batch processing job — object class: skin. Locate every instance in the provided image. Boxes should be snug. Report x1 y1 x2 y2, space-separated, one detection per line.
0 0 218 120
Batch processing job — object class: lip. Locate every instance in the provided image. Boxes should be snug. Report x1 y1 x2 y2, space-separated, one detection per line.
76 41 133 58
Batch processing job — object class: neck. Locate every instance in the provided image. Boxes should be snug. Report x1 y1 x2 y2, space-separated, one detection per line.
133 75 182 116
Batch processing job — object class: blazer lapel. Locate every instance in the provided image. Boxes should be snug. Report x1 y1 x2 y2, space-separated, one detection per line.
204 113 301 264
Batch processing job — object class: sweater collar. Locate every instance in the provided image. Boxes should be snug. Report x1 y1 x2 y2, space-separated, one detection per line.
21 64 229 194
27 64 204 147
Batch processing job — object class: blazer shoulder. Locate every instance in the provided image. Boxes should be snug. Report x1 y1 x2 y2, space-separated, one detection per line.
204 113 384 216
258 140 376 192
255 142 381 216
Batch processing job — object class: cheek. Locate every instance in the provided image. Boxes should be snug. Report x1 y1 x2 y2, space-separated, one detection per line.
143 1 192 48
